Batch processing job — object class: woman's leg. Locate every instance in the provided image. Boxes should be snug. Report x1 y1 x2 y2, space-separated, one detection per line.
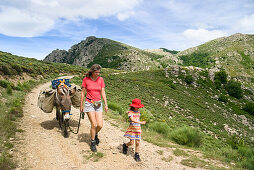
95 111 103 134
87 111 97 140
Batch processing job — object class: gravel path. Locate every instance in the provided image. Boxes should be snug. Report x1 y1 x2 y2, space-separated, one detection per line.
14 77 203 170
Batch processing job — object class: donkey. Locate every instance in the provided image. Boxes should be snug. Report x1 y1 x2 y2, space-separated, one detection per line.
55 83 76 137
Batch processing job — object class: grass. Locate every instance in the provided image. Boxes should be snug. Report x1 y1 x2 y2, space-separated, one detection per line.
173 148 189 157
83 151 104 162
156 150 164 155
161 155 173 162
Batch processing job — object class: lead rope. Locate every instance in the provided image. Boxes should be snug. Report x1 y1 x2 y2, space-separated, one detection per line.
68 112 84 134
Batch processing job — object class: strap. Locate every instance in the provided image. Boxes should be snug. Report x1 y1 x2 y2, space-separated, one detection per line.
62 110 71 113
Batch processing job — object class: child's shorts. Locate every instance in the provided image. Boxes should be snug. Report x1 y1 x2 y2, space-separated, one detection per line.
84 101 103 113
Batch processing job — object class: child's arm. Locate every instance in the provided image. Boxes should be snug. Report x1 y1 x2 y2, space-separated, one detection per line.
129 117 146 124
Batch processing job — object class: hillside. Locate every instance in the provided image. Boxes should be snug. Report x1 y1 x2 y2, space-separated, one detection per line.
44 36 168 71
177 33 254 78
0 51 254 169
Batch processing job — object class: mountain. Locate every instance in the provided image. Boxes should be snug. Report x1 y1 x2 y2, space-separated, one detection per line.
44 36 172 71
177 33 254 78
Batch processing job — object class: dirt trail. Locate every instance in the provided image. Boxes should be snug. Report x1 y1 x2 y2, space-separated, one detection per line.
14 77 203 170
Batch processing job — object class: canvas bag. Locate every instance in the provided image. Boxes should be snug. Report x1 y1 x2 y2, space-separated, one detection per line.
71 85 82 108
37 88 56 113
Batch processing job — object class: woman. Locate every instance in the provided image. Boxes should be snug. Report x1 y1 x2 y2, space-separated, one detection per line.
80 64 108 152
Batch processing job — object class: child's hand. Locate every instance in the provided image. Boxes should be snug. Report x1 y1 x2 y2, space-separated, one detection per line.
140 121 146 125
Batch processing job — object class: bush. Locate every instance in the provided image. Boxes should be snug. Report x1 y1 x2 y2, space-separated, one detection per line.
0 65 12 75
184 75 193 84
148 122 170 137
11 64 22 74
237 146 254 170
218 94 228 103
0 80 14 89
0 80 10 88
6 84 12 95
243 102 254 116
225 80 243 99
139 108 153 123
214 70 227 84
214 79 222 89
170 126 203 147
227 135 245 149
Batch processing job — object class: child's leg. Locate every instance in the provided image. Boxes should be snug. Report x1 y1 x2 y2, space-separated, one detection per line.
126 139 134 147
134 140 141 161
135 140 140 153
123 139 134 154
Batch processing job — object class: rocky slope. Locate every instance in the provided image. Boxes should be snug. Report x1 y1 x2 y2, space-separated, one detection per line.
44 36 163 71
177 33 254 78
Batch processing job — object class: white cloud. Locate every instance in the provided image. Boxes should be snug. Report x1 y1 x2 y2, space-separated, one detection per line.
0 7 54 37
117 11 135 21
0 0 142 37
238 14 254 33
183 28 226 43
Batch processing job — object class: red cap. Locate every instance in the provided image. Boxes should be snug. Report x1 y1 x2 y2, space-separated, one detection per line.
129 98 144 108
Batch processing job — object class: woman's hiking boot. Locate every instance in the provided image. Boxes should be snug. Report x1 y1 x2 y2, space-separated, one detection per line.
95 134 100 145
90 140 97 152
122 143 128 154
134 152 141 162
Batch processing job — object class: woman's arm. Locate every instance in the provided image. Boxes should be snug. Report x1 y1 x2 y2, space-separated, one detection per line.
80 87 86 112
101 87 108 112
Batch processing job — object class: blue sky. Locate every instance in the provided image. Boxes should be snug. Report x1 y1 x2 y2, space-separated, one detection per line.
0 0 254 60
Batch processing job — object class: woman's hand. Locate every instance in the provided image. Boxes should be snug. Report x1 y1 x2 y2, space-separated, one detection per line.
104 105 108 113
80 107 84 113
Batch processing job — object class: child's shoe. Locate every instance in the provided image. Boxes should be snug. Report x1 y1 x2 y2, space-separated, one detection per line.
122 143 128 154
95 134 100 145
90 140 97 152
134 152 141 162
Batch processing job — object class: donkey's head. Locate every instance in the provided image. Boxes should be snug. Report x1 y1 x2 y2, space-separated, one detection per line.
56 84 76 112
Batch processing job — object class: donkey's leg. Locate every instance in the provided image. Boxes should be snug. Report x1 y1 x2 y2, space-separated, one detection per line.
56 106 60 121
56 106 62 128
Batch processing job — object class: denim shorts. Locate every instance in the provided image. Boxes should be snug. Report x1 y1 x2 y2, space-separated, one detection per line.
84 101 103 113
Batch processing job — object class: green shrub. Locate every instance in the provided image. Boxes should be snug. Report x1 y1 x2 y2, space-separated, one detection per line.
0 80 10 88
9 106 23 118
237 146 254 170
170 126 203 147
0 152 16 170
214 79 221 89
148 122 170 137
243 102 254 116
180 52 213 68
11 64 22 74
139 108 153 123
218 94 228 103
227 135 245 149
0 65 12 75
214 70 227 84
184 75 193 84
225 80 243 99
6 84 12 95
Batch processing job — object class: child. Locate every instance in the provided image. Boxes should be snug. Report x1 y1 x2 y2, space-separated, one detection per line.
123 98 146 162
